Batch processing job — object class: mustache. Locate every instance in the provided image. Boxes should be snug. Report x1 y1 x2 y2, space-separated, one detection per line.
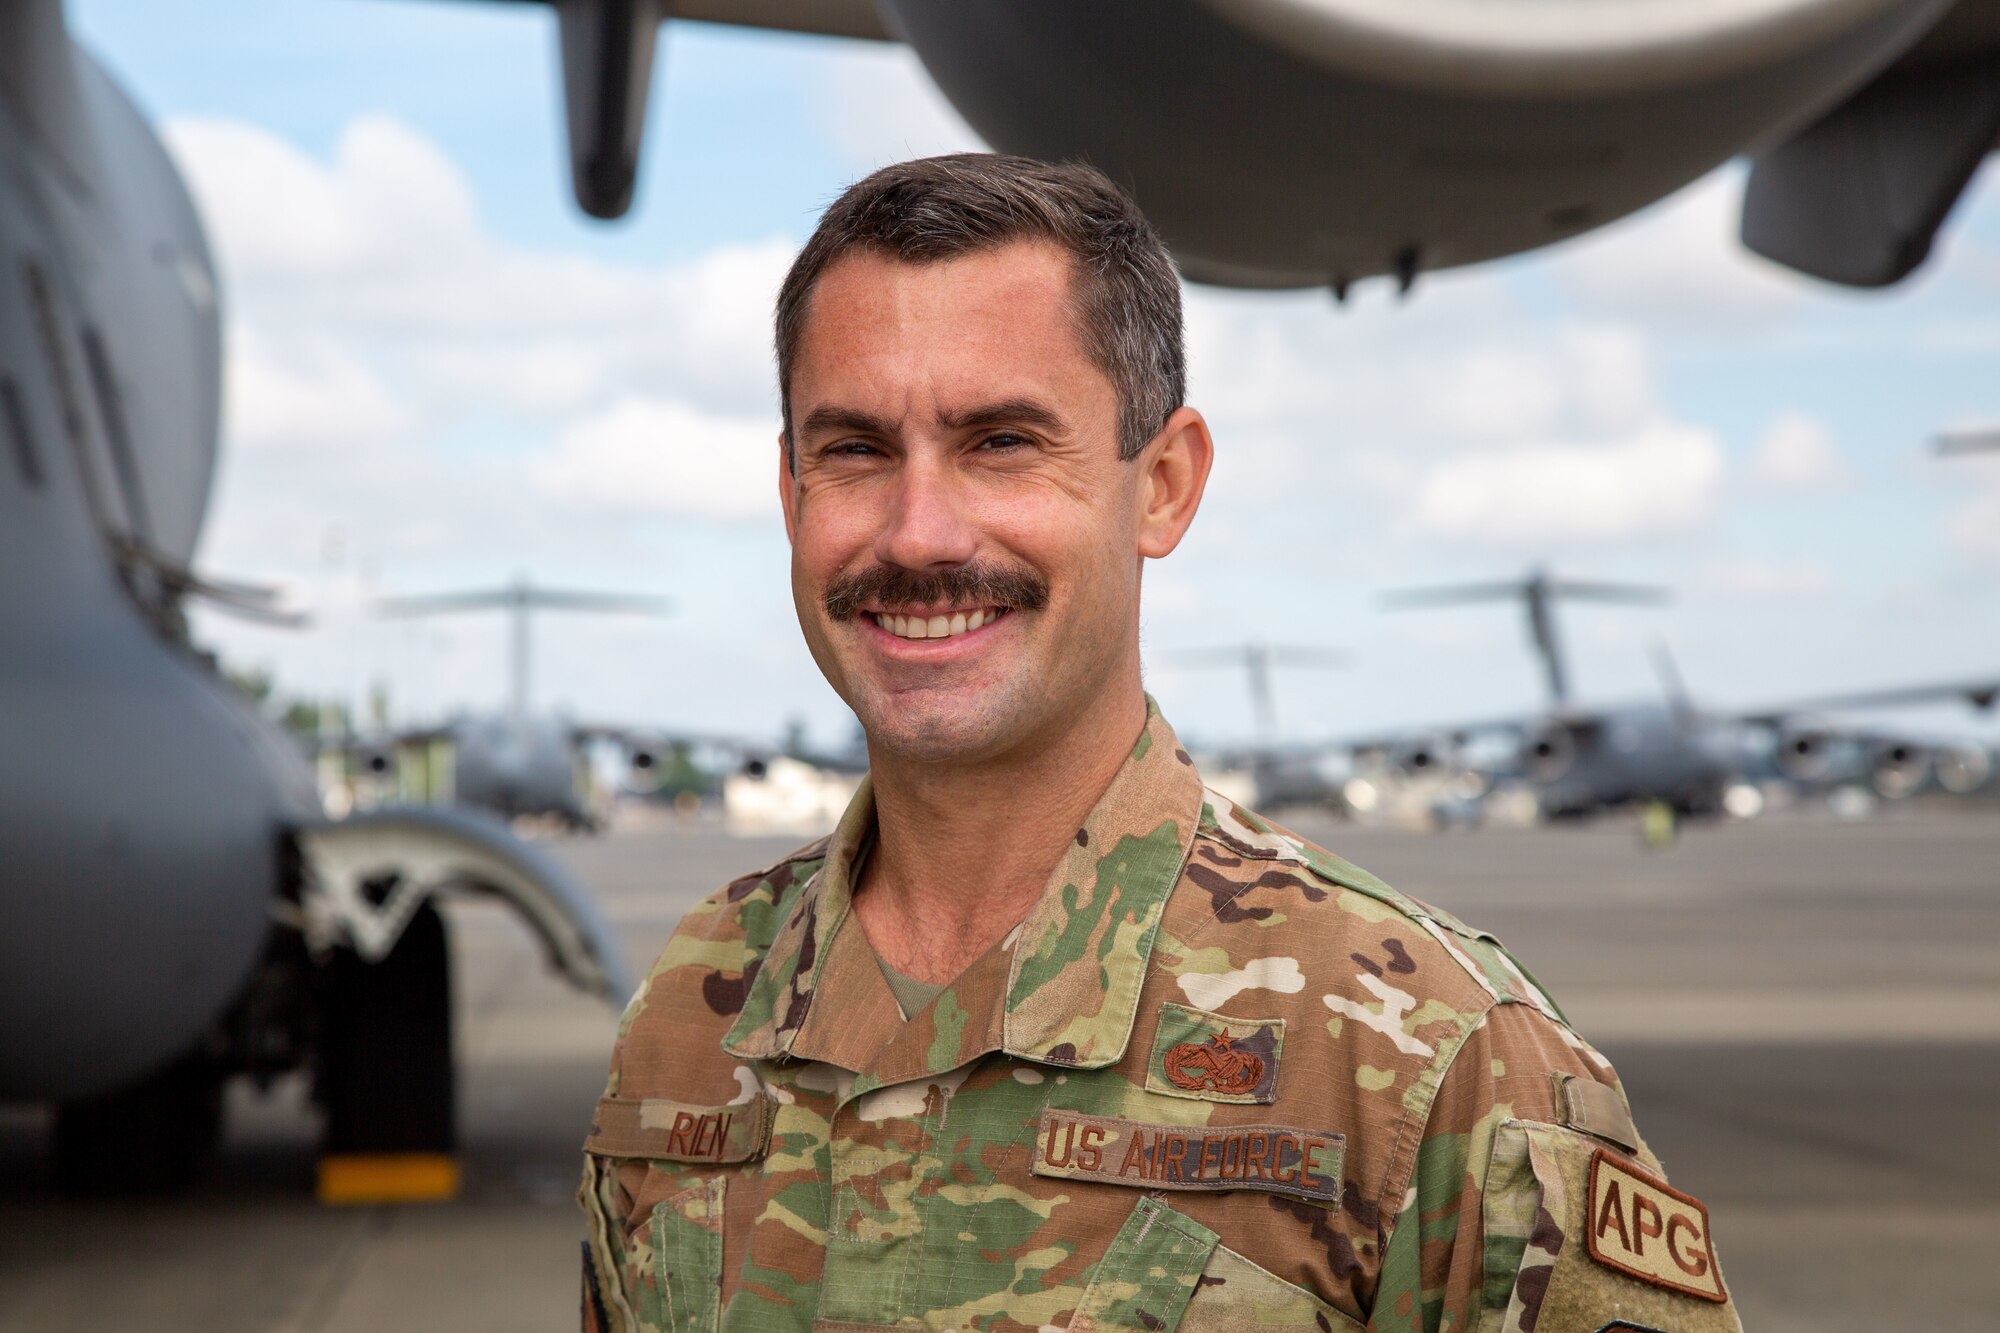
822 561 1051 621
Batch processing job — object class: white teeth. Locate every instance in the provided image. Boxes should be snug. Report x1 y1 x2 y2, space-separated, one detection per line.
874 607 1003 640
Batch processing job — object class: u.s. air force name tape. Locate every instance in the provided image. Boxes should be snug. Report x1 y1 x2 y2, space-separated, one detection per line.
1586 1149 1727 1303
1030 1109 1343 1206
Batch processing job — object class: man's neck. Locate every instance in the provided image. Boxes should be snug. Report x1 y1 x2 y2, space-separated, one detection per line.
853 681 1149 985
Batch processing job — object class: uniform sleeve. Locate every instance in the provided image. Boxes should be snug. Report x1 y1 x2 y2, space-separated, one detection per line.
1366 1001 1742 1333
579 1147 644 1332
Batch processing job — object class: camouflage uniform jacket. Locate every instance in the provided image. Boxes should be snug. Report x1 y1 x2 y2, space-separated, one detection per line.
581 703 1742 1333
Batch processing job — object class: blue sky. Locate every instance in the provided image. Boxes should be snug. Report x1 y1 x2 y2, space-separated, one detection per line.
73 2 2000 750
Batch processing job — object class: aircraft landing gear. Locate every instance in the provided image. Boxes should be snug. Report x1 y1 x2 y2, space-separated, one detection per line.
53 1048 224 1194
314 898 458 1203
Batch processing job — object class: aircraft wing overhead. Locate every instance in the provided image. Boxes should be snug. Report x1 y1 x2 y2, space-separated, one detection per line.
671 0 892 40
1741 0 2000 287
449 0 890 218
439 0 1994 290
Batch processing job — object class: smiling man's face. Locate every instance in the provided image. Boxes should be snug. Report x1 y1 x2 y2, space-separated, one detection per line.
781 241 1149 765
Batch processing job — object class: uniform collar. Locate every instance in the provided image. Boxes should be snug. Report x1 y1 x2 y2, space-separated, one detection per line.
721 699 1204 1084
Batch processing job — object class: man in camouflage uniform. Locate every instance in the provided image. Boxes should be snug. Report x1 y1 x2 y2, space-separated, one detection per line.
580 154 1742 1333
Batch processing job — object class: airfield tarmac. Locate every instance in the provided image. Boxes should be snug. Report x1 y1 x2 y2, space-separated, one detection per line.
2 805 1996 1331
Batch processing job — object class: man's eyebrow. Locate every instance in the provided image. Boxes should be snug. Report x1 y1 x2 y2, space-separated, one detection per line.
797 406 895 439
939 398 1071 436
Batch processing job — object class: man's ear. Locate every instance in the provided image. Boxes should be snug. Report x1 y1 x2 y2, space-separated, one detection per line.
1136 406 1213 560
778 432 799 545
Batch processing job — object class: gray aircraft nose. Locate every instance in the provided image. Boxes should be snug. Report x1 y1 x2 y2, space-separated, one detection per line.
0 653 294 1101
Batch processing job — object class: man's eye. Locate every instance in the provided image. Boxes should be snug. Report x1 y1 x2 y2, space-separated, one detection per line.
827 440 879 458
978 433 1029 451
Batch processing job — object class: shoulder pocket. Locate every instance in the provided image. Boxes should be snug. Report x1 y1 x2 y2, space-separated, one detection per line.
584 1095 763 1333
1479 1121 1742 1333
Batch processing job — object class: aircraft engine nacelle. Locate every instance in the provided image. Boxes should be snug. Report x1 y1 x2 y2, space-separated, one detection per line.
1871 740 1930 799
1521 721 1579 784
1388 735 1456 778
1936 743 1994 796
624 744 662 792
359 746 395 778
885 0 1951 289
1774 726 1837 783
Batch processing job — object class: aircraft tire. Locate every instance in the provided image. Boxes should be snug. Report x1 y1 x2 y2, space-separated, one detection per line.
53 1049 224 1194
317 898 455 1160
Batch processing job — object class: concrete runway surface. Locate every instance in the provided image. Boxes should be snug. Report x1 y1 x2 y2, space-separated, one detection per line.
3 806 1996 1330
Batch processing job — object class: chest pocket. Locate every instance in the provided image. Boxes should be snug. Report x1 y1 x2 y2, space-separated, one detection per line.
584 1095 772 1333
1078 1197 1361 1333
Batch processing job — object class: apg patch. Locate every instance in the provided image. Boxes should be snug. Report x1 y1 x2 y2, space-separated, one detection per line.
1145 1001 1283 1103
1587 1149 1727 1303
1030 1109 1342 1206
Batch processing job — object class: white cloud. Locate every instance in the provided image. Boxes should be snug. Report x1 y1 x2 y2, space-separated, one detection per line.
531 396 778 521
1747 412 1849 490
167 114 793 426
1419 324 1655 443
1551 171 1811 327
1946 488 2000 565
823 45 985 171
159 111 803 542
1692 557 1833 600
1407 422 1723 545
157 111 819 730
225 325 414 450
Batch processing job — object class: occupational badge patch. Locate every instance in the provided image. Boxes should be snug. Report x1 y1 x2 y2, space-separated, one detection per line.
1586 1149 1727 1303
1145 1001 1283 1103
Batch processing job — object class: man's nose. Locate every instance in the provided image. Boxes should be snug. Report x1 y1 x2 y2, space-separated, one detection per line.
874 450 977 571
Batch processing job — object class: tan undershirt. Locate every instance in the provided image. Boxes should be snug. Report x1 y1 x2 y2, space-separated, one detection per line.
875 955 949 1020
853 831 953 1018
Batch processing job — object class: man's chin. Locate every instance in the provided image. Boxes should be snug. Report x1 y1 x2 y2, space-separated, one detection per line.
856 686 1023 766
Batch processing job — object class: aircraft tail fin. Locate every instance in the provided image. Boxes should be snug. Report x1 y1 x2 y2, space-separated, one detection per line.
1381 568 1668 707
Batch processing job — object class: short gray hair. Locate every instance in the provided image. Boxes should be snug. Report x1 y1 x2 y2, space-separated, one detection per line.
775 153 1185 463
